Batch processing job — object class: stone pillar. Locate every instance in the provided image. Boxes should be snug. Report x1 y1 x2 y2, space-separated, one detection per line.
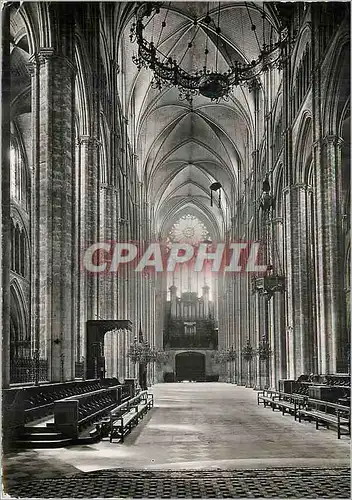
254 294 261 388
202 284 210 317
270 217 287 387
2 5 11 387
117 330 123 382
234 275 241 384
29 47 76 382
104 331 112 378
169 284 177 317
77 137 99 359
284 184 314 377
125 329 130 379
314 135 346 373
113 332 118 378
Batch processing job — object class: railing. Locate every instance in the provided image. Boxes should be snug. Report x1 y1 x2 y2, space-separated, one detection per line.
280 374 351 403
75 361 84 379
10 357 48 384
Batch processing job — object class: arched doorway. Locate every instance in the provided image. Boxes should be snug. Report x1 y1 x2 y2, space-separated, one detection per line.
175 352 205 382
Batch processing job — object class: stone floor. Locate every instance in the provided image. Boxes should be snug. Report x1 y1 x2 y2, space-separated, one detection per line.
3 383 351 498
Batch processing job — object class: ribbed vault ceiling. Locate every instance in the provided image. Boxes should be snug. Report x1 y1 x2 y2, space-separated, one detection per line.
125 2 279 238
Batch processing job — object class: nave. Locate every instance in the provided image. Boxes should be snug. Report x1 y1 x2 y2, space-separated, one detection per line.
2 1 351 498
4 383 350 498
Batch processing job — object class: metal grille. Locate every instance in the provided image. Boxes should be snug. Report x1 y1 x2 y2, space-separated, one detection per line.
75 361 84 379
10 357 48 384
5 467 350 498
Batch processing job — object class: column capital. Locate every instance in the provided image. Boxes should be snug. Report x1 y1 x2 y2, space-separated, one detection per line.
112 60 120 74
118 218 129 225
29 49 76 74
78 135 101 147
283 183 312 194
271 217 283 225
100 183 119 193
321 134 344 147
28 48 54 66
313 135 344 149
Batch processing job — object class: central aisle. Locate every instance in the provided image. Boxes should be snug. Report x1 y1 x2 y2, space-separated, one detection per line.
37 382 349 471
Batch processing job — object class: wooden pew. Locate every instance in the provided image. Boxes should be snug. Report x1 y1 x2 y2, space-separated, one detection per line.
54 385 123 439
297 398 351 439
257 389 279 408
275 392 307 419
258 389 307 419
110 391 154 443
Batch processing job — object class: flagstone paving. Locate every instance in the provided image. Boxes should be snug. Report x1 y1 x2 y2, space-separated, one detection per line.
3 383 350 498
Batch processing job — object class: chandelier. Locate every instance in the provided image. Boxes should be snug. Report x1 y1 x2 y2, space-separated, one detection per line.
130 2 289 102
252 175 285 298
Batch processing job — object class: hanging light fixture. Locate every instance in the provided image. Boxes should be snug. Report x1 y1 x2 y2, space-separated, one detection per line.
251 174 285 297
130 2 289 103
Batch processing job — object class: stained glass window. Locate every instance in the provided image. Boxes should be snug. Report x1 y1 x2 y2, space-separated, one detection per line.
167 214 211 246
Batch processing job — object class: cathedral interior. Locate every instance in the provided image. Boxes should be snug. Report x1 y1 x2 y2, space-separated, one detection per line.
1 1 351 498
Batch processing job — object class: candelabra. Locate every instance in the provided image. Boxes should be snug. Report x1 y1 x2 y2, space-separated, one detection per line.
242 339 254 361
128 338 168 365
212 346 236 363
257 334 272 360
242 339 254 387
128 338 169 389
212 346 236 382
257 334 272 389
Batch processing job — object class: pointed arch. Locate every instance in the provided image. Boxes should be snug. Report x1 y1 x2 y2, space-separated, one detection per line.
10 280 29 359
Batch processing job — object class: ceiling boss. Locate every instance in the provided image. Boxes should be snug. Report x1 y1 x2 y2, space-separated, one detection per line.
130 2 289 103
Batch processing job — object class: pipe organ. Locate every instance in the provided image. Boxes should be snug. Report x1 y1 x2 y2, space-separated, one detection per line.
169 285 213 320
164 286 218 349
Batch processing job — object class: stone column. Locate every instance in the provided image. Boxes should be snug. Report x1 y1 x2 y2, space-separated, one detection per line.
233 275 241 384
202 284 210 317
104 331 112 378
314 135 346 373
271 217 287 386
169 284 177 317
117 330 123 382
284 184 314 377
80 135 100 342
2 5 11 387
113 332 118 378
111 186 118 321
254 294 261 388
283 188 295 380
29 48 76 382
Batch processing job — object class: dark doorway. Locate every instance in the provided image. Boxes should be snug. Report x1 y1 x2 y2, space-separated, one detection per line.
175 352 205 382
